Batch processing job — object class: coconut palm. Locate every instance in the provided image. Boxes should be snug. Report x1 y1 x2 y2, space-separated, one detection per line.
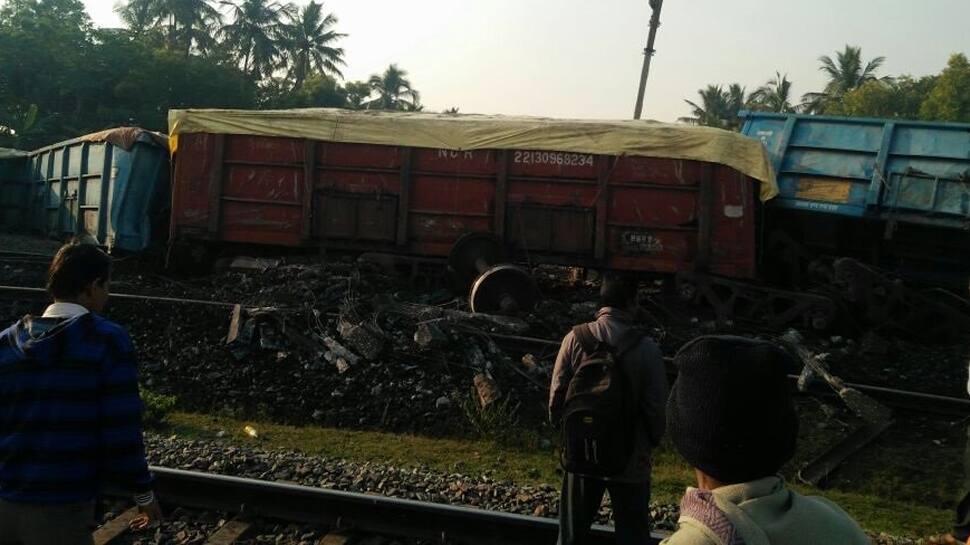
115 0 156 34
367 64 420 111
726 83 748 123
114 0 221 55
282 1 346 88
221 0 294 81
750 72 796 113
802 45 886 113
680 84 749 130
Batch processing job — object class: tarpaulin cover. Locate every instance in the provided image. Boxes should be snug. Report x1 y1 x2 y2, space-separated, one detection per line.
0 147 27 160
79 127 168 151
169 108 778 201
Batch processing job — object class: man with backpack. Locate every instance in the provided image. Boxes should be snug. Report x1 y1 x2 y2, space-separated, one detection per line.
548 274 668 545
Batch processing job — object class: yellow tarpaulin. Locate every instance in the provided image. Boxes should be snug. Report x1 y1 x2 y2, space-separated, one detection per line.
169 108 778 201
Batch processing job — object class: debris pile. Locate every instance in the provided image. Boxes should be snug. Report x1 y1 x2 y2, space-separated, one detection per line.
101 258 589 435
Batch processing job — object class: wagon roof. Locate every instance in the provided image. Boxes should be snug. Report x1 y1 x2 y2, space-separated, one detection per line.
28 127 168 155
169 108 778 201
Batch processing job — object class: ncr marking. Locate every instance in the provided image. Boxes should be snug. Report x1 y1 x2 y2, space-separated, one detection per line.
438 150 477 160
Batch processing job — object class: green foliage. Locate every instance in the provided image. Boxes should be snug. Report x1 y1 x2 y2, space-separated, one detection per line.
920 53 970 122
260 74 347 109
0 0 425 149
803 45 887 113
344 81 372 110
282 1 346 87
140 387 177 426
679 83 749 130
682 48 970 125
0 0 256 148
367 64 422 111
749 72 796 113
221 0 293 81
460 390 522 443
832 76 937 119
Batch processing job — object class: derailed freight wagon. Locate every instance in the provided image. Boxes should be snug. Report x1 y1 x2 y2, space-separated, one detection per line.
22 128 170 252
0 147 29 230
168 109 795 316
741 111 970 290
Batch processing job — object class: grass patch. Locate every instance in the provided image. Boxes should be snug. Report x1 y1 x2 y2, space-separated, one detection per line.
141 387 177 426
165 411 950 537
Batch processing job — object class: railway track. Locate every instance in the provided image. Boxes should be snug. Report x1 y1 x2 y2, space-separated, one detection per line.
493 332 970 417
0 250 53 265
96 467 663 545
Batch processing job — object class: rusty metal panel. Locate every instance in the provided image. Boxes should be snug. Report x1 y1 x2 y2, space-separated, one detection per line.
397 148 412 246
317 192 397 242
508 205 594 254
413 148 496 175
206 135 226 235
301 140 316 240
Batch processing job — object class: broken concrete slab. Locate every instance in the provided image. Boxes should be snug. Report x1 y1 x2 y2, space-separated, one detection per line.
414 322 450 348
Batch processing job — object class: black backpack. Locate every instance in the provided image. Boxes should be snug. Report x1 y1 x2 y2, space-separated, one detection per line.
559 323 643 478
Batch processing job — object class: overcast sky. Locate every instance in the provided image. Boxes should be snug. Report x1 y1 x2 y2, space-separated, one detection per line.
76 0 969 122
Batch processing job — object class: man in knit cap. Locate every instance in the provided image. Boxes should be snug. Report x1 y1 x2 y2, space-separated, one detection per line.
661 335 870 545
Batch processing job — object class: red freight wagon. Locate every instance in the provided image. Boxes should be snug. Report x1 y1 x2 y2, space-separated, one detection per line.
168 109 777 312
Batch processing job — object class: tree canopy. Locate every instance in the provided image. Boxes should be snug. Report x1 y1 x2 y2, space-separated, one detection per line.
682 46 970 131
0 0 424 149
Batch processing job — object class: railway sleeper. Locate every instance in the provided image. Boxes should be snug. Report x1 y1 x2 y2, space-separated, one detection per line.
832 258 970 341
676 271 837 331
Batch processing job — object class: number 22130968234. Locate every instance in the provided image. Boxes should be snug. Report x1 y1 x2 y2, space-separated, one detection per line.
513 151 594 167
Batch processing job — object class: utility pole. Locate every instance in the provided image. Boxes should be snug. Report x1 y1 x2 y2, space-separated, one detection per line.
633 0 664 120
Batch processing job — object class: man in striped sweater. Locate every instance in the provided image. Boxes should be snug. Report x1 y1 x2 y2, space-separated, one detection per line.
0 242 161 545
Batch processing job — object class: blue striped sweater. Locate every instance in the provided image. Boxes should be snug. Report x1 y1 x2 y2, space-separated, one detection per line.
0 312 154 503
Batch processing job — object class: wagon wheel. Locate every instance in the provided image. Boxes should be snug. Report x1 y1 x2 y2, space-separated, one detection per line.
448 233 508 289
469 264 539 314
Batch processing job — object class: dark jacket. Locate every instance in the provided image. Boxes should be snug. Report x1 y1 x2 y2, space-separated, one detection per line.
548 307 668 482
0 313 154 503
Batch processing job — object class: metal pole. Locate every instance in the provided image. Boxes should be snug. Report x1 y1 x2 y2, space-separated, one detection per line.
633 0 665 120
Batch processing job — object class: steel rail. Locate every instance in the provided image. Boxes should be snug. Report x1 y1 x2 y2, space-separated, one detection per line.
0 250 56 259
112 467 667 545
0 285 238 308
489 333 970 417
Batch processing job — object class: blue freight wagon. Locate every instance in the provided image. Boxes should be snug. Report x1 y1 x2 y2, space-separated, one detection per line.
24 128 170 252
0 148 29 230
740 111 970 288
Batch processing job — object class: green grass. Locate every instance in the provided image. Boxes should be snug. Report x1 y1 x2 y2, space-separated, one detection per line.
164 411 951 537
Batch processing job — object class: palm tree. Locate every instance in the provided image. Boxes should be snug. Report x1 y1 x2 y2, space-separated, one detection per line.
115 0 221 56
282 1 346 89
802 45 886 113
221 0 294 81
115 0 156 34
679 84 749 130
680 85 731 127
750 72 796 113
367 64 420 111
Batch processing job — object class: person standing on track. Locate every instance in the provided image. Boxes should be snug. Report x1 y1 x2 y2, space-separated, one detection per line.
548 274 668 545
0 241 162 545
661 335 869 545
